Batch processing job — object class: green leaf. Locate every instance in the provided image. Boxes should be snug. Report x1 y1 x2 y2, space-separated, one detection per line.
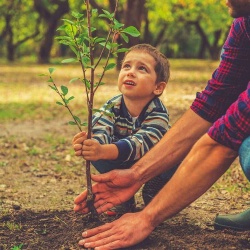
57 24 68 31
48 68 55 74
81 56 90 67
62 19 74 25
61 85 68 96
55 36 72 41
92 108 102 113
69 121 77 125
103 110 115 117
73 115 81 124
94 81 105 87
69 45 79 57
91 27 97 33
61 58 77 64
104 63 116 71
58 40 72 46
113 19 124 30
92 9 98 15
92 108 114 117
94 37 106 44
67 96 75 102
81 122 88 126
48 85 57 91
99 42 111 50
71 11 83 19
83 79 91 89
116 48 129 53
121 33 129 43
105 102 115 110
56 101 64 106
99 9 114 19
122 26 140 37
47 78 54 83
69 77 80 83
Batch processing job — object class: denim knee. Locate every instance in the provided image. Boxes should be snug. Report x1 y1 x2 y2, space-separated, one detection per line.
239 136 250 181
91 159 133 174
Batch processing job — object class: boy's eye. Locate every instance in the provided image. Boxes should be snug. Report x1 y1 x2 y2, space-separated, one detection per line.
123 64 130 69
139 66 148 72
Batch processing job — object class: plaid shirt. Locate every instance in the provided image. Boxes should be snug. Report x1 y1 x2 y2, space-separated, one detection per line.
191 16 250 151
92 94 170 164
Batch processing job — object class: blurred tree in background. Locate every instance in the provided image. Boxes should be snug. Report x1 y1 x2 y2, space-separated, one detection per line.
0 0 232 63
0 0 40 61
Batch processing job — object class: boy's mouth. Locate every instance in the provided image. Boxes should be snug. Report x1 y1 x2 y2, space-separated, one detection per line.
124 80 136 86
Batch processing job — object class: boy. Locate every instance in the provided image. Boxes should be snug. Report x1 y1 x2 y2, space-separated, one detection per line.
72 43 175 214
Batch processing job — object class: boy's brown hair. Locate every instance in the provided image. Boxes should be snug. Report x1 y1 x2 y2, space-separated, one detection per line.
124 43 170 84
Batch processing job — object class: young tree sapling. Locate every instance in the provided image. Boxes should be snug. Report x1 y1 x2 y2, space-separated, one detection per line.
40 0 140 218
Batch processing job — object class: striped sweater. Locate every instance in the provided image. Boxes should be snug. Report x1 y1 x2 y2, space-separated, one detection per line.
92 94 170 165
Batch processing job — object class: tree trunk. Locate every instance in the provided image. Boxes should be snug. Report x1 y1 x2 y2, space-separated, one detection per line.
34 0 69 64
189 20 222 60
124 0 145 47
116 0 146 68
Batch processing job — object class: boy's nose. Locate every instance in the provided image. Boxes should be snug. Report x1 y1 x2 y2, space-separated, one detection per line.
127 70 135 77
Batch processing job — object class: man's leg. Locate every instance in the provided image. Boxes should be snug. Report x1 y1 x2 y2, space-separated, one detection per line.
214 136 250 230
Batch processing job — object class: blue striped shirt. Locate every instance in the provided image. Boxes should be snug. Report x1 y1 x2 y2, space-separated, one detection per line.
92 94 170 165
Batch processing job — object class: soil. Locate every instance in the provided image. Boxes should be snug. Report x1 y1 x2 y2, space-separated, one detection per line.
1 86 250 249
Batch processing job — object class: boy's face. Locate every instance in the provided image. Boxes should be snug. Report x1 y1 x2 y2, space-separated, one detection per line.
226 0 250 17
118 51 164 103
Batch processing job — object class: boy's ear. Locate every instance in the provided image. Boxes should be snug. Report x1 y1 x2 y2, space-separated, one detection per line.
153 81 167 95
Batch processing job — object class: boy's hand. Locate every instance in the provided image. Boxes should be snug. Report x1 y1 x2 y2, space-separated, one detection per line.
72 131 87 156
82 139 103 161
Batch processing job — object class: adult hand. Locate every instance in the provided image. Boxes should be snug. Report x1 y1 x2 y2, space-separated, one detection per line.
74 169 142 214
72 131 87 156
78 211 154 249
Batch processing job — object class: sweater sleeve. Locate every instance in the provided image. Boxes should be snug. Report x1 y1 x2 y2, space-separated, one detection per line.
208 84 250 151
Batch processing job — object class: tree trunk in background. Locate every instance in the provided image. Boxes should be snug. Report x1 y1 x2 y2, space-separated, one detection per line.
124 0 145 46
116 0 146 68
1 1 40 62
190 20 222 60
86 0 146 68
34 0 69 64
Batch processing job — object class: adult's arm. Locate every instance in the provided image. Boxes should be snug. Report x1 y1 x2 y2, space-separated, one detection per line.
78 134 238 249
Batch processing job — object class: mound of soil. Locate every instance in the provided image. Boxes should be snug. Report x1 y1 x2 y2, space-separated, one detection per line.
1 208 250 250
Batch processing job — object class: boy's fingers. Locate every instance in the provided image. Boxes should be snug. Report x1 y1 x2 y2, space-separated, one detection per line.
72 131 87 143
83 139 94 146
73 144 82 150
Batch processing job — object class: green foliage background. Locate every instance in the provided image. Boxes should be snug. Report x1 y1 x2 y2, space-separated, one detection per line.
0 0 233 62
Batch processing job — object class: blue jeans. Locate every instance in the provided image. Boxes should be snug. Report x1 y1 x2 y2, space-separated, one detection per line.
92 159 131 174
239 136 250 181
92 159 178 181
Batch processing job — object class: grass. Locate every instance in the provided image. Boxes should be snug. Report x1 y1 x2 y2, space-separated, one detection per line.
4 221 22 231
0 59 217 123
11 244 23 250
